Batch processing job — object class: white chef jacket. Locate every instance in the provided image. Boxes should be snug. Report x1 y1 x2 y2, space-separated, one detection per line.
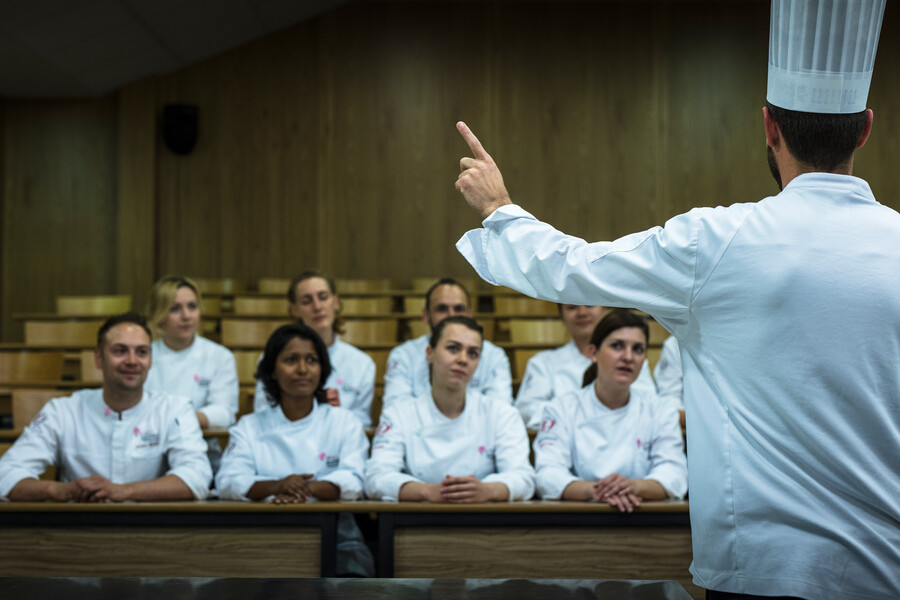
365 390 534 501
0 388 212 499
253 337 376 427
515 339 657 428
654 336 684 411
533 384 686 500
216 401 368 501
145 336 239 429
457 173 900 599
382 335 512 408
216 401 373 576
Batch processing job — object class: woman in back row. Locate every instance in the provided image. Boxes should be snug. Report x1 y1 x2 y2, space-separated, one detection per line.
253 272 376 427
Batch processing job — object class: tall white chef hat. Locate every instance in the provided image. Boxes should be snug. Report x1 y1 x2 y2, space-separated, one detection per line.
767 0 886 114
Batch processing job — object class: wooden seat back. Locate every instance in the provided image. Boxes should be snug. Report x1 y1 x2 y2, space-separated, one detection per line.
25 320 103 347
0 351 65 383
493 296 558 316
233 297 289 317
341 319 398 347
257 277 291 294
341 297 394 316
508 319 569 345
220 319 291 348
56 295 132 316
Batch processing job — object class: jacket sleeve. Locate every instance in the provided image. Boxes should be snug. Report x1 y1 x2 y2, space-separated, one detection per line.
481 343 513 404
199 346 239 428
364 406 419 500
252 352 269 412
214 418 259 500
351 353 376 428
381 345 414 409
481 403 535 500
457 204 701 338
0 400 62 498
533 399 580 500
645 401 688 499
318 411 369 500
514 352 553 429
165 399 213 499
653 337 684 411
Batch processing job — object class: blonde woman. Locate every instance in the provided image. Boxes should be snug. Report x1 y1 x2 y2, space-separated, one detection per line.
145 275 238 431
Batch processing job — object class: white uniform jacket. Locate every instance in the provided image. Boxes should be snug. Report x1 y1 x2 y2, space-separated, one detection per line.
533 385 687 500
253 337 376 427
145 336 239 429
515 339 657 428
654 336 684 411
216 401 368 501
457 173 900 599
0 388 212 499
382 335 512 407
365 390 534 501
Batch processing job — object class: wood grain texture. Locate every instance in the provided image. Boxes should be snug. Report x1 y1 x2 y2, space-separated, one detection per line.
4 1 900 348
0 527 320 577
394 526 701 599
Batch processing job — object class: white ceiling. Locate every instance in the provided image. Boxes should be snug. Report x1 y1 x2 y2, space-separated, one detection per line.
0 0 348 98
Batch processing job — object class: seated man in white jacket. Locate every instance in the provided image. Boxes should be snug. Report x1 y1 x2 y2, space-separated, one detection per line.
0 313 212 502
515 304 657 428
382 277 512 407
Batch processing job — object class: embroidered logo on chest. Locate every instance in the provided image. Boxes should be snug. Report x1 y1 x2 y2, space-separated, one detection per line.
193 374 211 386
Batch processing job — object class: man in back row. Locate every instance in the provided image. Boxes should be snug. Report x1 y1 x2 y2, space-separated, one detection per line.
382 278 512 407
0 313 212 502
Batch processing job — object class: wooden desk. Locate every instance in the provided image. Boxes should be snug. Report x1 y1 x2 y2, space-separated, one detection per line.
369 500 699 599
0 577 694 600
0 501 339 578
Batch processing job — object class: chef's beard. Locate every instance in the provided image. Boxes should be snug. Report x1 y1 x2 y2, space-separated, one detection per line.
767 146 783 191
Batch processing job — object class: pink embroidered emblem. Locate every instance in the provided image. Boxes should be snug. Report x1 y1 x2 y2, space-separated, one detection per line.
336 378 344 385
478 446 485 454
636 439 643 447
194 374 200 382
318 452 326 460
133 427 141 436
104 407 111 417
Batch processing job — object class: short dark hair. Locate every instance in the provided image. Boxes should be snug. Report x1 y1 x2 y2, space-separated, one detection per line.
582 309 649 387
97 312 152 348
428 315 484 349
286 271 344 334
424 278 471 311
256 323 332 407
766 101 868 172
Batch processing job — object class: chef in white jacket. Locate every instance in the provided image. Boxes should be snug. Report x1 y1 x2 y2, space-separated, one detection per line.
144 275 239 431
217 322 373 576
515 304 657 428
534 310 686 509
453 2 898 597
252 272 375 427
382 278 512 408
0 313 211 501
367 315 534 502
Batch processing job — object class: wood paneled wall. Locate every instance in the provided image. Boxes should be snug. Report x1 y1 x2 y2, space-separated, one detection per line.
2 1 900 340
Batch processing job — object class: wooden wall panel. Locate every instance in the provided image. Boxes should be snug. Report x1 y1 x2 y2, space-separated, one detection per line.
3 1 900 341
1 100 116 341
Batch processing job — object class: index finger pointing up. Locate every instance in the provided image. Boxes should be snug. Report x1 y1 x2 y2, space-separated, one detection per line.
457 121 490 160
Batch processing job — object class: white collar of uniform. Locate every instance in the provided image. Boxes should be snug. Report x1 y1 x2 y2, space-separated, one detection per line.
94 388 150 420
781 172 875 200
275 398 320 426
153 335 199 357
583 382 637 416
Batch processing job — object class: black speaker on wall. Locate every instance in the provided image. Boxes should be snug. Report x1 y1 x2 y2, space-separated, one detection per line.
162 104 199 155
